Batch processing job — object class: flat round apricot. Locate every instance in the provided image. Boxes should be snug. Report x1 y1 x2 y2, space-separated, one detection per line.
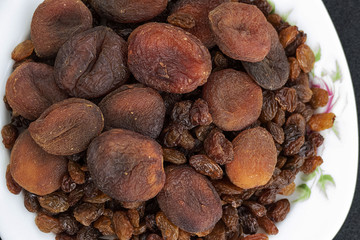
10 130 67 195
87 129 165 202
89 0 168 23
226 127 277 189
5 62 68 120
29 98 104 156
202 69 262 131
55 26 129 99
31 0 92 58
157 165 222 233
209 2 271 62
128 22 211 94
99 85 165 138
168 0 234 48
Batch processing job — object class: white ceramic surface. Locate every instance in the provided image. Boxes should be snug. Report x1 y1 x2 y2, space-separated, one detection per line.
0 0 358 240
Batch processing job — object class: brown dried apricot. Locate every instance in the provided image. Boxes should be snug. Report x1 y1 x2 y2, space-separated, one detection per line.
157 165 222 233
55 26 129 99
10 130 67 195
226 127 277 189
99 85 165 138
6 62 68 120
29 98 104 155
31 0 92 58
242 23 289 90
11 40 34 61
308 113 336 131
209 2 271 62
296 44 315 73
203 69 262 131
89 0 167 23
168 0 233 48
310 88 329 108
128 22 211 94
87 129 165 202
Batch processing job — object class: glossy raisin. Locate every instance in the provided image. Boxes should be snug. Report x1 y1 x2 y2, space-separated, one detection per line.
301 156 324 174
310 88 329 108
61 175 76 193
296 44 315 73
128 22 211 94
189 154 223 180
211 177 245 196
288 57 301 79
113 211 134 240
204 130 234 165
242 201 267 218
267 14 290 32
38 192 70 214
308 132 324 148
209 2 271 62
267 199 290 222
308 113 336 131
257 189 277 205
222 205 239 232
279 26 298 48
74 203 104 226
35 213 62 234
238 207 259 235
285 113 306 135
59 214 80 235
156 211 179 240
24 191 40 213
93 216 115 236
275 87 298 113
204 221 226 240
163 148 187 165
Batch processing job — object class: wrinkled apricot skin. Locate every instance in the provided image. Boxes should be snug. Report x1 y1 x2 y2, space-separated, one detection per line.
242 23 290 90
55 26 129 99
168 0 233 48
203 69 262 131
157 165 222 233
31 0 92 58
6 62 68 120
87 129 165 202
99 85 165 138
226 127 277 189
10 130 67 195
128 22 212 94
209 2 271 62
28 98 104 156
89 0 168 23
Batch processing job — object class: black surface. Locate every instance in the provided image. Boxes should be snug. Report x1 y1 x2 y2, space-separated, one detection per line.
323 0 360 239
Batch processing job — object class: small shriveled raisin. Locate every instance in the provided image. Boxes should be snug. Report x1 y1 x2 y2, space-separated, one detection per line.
163 148 187 165
204 221 226 240
35 213 62 234
156 211 179 240
1 124 18 149
238 207 259 235
189 154 223 180
242 201 267 218
76 226 100 240
279 26 298 48
171 100 194 129
259 91 278 122
310 88 329 108
222 205 239 232
278 182 296 196
24 191 40 213
190 98 213 126
273 108 285 126
73 203 104 226
257 216 278 235
68 161 85 185
275 87 297 113
93 216 115 236
267 199 290 222
204 130 234 165
296 44 315 73
266 122 284 144
308 113 336 131
59 214 80 235
257 189 277 205
288 57 301 79
38 192 70 214
113 211 134 240
6 164 22 194
301 156 324 174
61 175 76 193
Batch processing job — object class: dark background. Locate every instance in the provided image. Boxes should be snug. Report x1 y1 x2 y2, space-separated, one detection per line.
0 1 359 240
322 0 360 239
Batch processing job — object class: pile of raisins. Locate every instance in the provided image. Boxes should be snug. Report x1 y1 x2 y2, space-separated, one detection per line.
3 0 336 240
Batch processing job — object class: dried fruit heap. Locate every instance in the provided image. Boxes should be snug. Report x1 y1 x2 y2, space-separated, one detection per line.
3 0 335 240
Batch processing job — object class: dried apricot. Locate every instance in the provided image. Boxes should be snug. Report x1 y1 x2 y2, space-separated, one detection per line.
89 0 168 23
31 0 92 57
29 98 104 155
10 130 67 195
203 69 262 131
87 129 165 202
55 26 129 99
128 22 211 94
99 85 165 138
226 127 277 189
242 23 289 90
209 2 271 62
6 62 68 120
157 165 222 233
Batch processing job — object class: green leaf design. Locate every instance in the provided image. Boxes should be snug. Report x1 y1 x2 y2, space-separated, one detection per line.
267 0 275 14
314 46 321 62
294 184 311 202
301 171 317 182
331 61 342 82
318 174 336 198
332 123 340 139
281 10 293 22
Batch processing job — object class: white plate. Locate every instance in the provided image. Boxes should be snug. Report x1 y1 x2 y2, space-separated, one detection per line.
0 0 358 239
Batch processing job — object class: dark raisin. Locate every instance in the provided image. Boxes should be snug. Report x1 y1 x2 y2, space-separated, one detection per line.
308 132 324 148
76 226 100 240
257 189 277 205
1 124 18 149
35 213 62 234
275 87 297 113
61 175 77 193
283 155 305 171
38 192 69 214
6 164 22 194
242 201 267 218
266 122 284 144
171 100 194 129
190 98 213 126
222 205 239 232
189 154 223 179
259 91 278 122
204 130 234 165
267 199 290 222
238 206 259 235
60 214 80 235
24 191 40 213
301 156 324 174
257 216 279 235
73 203 104 226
